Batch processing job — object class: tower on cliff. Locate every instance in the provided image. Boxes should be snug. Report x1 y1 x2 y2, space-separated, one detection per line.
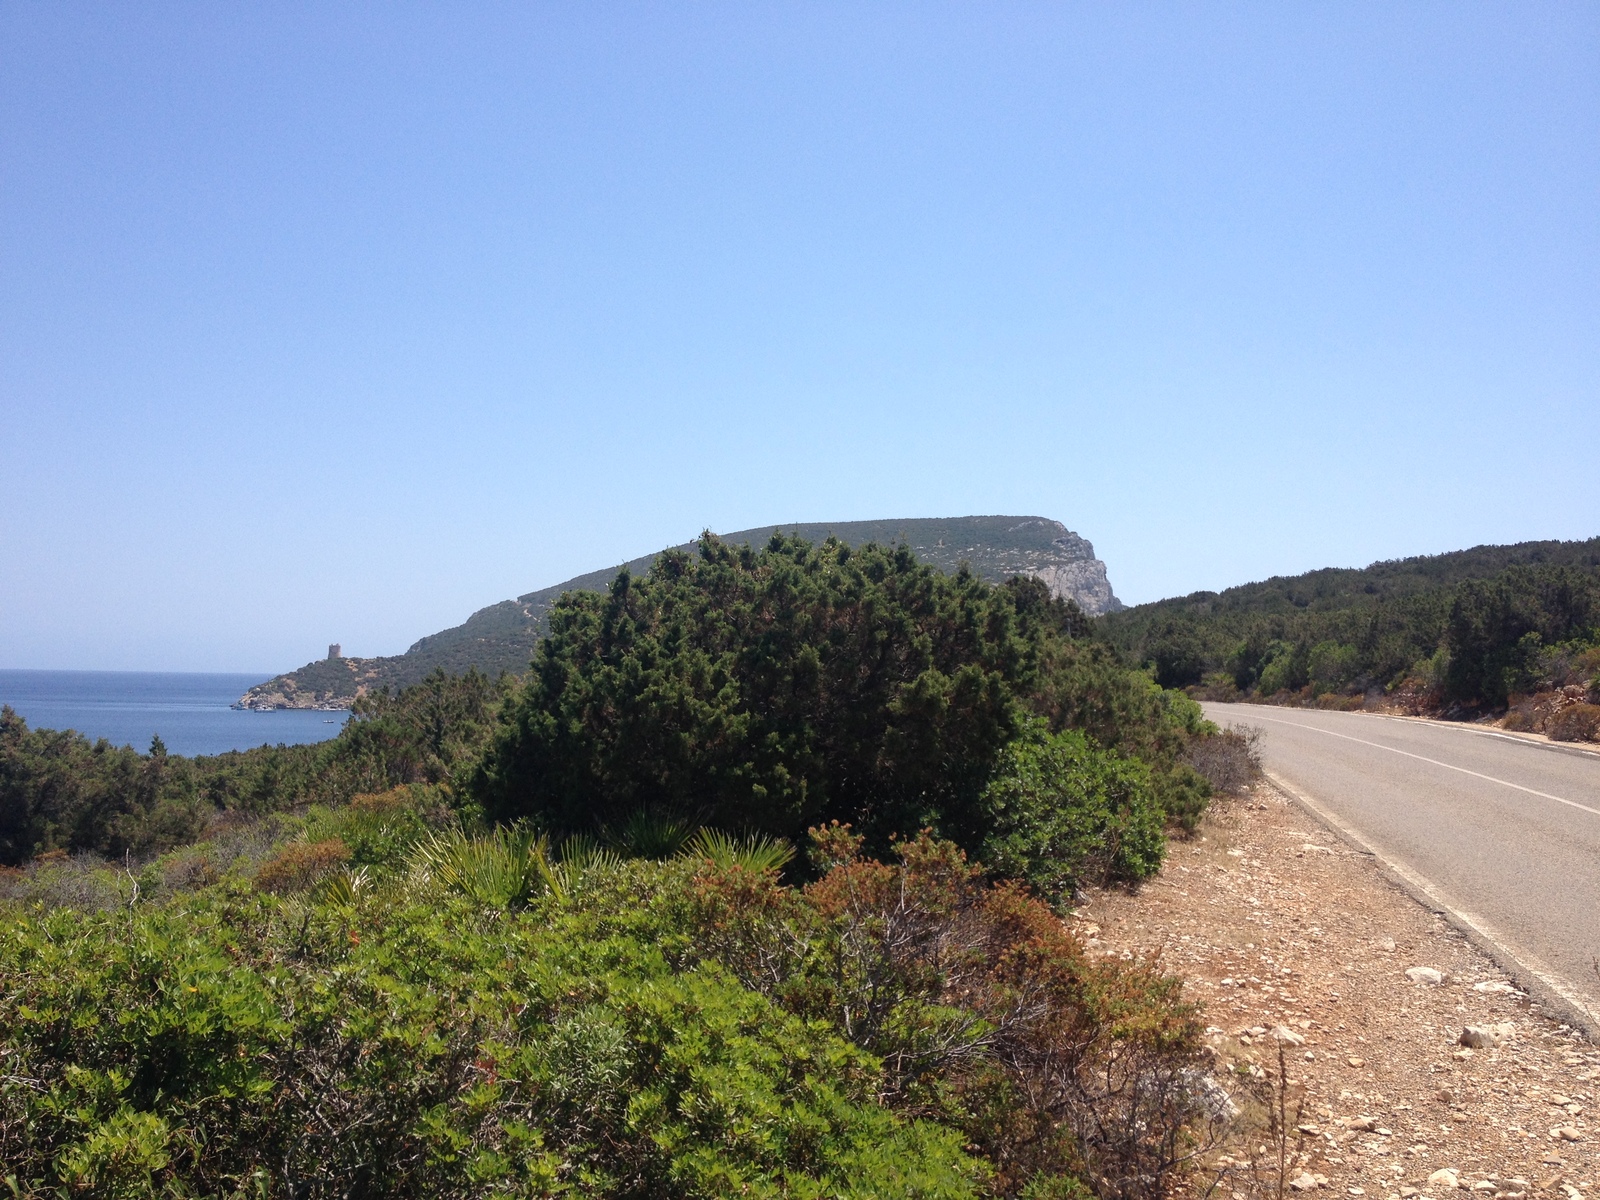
328 644 342 661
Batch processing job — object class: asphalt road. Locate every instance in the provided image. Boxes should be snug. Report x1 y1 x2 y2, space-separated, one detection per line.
1203 703 1600 1028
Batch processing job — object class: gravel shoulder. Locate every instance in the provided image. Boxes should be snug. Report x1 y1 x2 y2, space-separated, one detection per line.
1078 783 1599 1198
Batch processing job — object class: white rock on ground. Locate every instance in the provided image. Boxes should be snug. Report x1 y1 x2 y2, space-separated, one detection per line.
1459 1022 1518 1049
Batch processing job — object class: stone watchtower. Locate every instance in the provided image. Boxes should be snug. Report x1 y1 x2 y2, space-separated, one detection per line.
328 644 342 661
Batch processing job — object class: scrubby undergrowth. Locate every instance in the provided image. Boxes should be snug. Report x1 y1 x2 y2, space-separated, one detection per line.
1 795 1223 1199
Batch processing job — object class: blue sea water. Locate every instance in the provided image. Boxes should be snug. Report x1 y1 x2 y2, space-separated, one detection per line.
0 670 348 758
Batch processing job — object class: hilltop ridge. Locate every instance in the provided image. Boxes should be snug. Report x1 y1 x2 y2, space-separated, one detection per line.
239 515 1122 710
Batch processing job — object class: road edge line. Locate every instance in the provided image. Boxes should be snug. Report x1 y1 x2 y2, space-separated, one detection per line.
1367 712 1600 762
1262 768 1600 1044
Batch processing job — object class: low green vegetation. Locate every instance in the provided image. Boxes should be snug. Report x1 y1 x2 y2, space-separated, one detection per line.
1101 538 1600 722
2 803 1222 1198
979 721 1166 907
1 533 1262 1197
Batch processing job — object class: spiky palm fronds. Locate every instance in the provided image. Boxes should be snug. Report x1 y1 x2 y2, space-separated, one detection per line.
679 828 795 875
612 810 693 859
408 827 553 908
558 833 623 873
407 826 625 907
313 866 374 907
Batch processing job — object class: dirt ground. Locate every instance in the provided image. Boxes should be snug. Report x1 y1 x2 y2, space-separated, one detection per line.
1079 783 1599 1199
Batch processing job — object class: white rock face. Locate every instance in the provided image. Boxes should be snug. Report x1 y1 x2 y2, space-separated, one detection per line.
1029 555 1122 617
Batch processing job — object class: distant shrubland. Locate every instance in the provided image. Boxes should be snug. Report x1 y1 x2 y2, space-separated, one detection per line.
1100 538 1600 732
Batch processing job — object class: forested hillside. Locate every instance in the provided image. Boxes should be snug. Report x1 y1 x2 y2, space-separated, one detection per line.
1100 537 1600 733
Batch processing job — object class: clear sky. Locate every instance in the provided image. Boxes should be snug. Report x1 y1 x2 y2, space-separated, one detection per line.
2 3 1597 673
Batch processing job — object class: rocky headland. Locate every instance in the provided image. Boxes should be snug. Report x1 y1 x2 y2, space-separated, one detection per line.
237 515 1122 710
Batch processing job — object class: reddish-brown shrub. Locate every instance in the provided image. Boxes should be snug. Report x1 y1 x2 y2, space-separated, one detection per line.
350 786 411 815
1312 693 1362 711
253 838 351 894
1549 703 1600 743
683 825 1216 1199
1501 701 1536 732
1183 727 1261 797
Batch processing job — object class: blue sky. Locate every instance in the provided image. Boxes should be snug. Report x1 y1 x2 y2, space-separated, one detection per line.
2 3 1596 672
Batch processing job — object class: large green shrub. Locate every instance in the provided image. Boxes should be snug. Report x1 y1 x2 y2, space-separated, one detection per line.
473 533 1212 863
1027 645 1212 829
978 723 1166 904
472 534 1086 854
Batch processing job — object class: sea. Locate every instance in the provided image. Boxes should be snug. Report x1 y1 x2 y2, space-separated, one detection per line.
0 670 348 758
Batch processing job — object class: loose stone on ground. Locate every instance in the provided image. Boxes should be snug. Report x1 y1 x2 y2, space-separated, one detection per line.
1077 784 1597 1196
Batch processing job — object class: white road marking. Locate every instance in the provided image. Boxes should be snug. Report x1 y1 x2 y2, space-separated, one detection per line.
1241 710 1600 819
1372 714 1600 761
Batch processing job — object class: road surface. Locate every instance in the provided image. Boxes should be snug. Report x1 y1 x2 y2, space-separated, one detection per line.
1203 702 1600 1029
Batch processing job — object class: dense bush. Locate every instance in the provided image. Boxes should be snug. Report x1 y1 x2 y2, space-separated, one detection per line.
473 534 1200 857
1181 725 1262 797
0 826 1215 1199
252 836 352 893
0 890 979 1197
1549 702 1600 743
977 722 1166 905
789 831 1213 1197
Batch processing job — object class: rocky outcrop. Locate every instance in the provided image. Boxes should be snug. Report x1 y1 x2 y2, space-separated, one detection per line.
1030 555 1121 617
234 656 383 711
240 515 1123 709
715 517 1122 614
900 520 1121 616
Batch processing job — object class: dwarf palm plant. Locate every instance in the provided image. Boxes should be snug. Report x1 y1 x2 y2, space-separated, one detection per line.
408 826 627 906
679 828 795 874
313 865 375 907
612 810 694 858
408 826 553 908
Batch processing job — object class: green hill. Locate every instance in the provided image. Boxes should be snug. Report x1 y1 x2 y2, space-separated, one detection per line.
240 516 1122 709
1100 536 1600 710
